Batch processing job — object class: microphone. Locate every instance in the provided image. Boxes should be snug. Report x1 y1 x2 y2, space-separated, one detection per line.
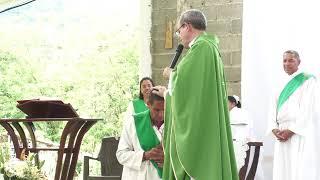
169 44 184 69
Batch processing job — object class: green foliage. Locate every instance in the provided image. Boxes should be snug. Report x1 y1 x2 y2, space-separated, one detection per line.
2 153 47 180
0 52 37 119
0 46 139 150
0 142 10 174
0 40 139 153
0 2 141 177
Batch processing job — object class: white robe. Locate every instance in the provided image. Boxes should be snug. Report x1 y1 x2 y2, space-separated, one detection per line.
230 107 261 173
268 70 320 180
229 107 251 140
116 112 163 180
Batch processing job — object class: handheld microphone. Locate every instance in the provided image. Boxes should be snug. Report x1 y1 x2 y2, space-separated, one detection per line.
169 44 184 69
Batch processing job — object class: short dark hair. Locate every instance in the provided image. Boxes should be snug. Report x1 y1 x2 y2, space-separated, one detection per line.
179 9 207 31
139 77 155 99
228 96 241 108
148 91 164 105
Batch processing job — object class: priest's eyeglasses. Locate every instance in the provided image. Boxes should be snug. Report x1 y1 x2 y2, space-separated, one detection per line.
175 23 187 36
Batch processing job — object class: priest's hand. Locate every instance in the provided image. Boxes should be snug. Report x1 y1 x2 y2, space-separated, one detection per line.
152 86 167 98
163 67 173 80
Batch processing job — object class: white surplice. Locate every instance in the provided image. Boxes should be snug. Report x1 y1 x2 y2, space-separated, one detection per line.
230 107 251 170
229 107 251 140
116 112 163 180
268 70 320 180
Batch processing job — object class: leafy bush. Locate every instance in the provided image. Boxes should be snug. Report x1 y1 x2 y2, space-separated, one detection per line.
0 43 139 152
0 3 141 177
2 155 47 180
0 142 10 174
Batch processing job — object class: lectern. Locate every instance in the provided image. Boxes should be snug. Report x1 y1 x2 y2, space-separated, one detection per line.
0 99 101 180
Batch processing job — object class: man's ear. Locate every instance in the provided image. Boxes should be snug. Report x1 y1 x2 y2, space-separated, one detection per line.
186 23 191 32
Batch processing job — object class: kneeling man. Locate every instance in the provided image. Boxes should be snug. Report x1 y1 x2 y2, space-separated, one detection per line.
117 91 164 180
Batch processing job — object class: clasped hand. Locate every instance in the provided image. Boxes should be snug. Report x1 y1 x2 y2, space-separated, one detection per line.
272 129 294 142
143 145 164 167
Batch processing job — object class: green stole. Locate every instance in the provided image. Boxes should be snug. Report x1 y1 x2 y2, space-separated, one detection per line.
132 98 148 114
134 110 163 178
277 72 313 111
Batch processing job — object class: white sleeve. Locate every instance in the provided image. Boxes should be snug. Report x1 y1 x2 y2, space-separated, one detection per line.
125 101 134 117
266 93 279 135
167 72 173 96
244 110 255 139
116 113 144 170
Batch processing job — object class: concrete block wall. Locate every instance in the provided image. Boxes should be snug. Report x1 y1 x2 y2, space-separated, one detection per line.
150 0 243 96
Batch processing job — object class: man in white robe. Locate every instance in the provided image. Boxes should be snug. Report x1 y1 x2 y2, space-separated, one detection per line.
268 50 319 180
116 92 164 180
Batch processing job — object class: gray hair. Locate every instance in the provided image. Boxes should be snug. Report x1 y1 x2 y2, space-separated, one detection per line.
179 9 207 31
284 50 300 60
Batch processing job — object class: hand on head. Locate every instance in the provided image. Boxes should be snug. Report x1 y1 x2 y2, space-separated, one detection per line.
151 86 167 98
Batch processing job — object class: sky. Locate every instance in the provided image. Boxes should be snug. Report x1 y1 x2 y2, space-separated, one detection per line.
0 0 139 29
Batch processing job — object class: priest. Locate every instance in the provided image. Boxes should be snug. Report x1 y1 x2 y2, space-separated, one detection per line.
153 9 238 180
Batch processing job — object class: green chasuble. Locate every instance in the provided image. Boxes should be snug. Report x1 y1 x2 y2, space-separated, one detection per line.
132 98 148 114
134 110 163 178
163 33 238 180
277 72 313 111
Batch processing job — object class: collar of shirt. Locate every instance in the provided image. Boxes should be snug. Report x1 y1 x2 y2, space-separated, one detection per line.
288 69 302 81
188 32 207 48
153 121 163 130
188 36 197 48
